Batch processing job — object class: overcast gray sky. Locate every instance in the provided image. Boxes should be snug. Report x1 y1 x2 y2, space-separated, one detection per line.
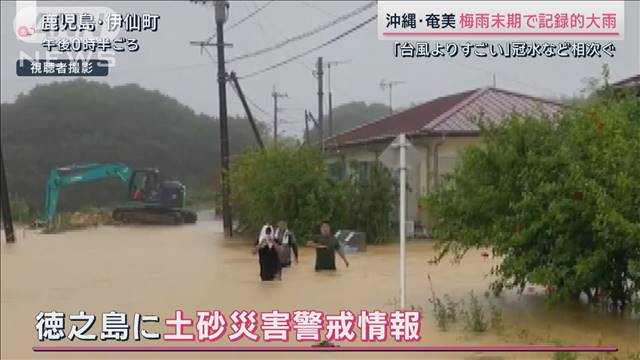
2 1 639 138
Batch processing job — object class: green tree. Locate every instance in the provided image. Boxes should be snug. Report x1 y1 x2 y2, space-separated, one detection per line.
230 146 341 242
230 146 396 244
424 89 640 309
342 162 396 244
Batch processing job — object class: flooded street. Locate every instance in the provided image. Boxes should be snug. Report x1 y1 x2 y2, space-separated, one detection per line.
1 216 638 359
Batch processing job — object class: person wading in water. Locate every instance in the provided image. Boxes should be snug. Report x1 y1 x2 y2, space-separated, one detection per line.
275 220 299 270
252 225 281 281
306 221 349 271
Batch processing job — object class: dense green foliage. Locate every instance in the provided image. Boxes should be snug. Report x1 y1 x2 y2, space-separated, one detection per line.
8 194 38 224
340 161 396 244
230 146 395 243
425 89 640 309
1 80 264 214
230 146 338 242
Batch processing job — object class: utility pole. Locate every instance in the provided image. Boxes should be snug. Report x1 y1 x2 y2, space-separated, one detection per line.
314 57 324 152
191 1 232 236
229 72 264 151
325 60 350 138
215 0 232 237
271 86 288 146
305 110 319 146
398 134 408 308
380 134 417 308
304 110 310 144
380 79 405 115
0 145 15 243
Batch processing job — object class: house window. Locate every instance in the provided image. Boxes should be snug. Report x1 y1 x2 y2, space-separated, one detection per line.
436 155 458 187
348 161 372 179
358 161 371 179
438 156 458 176
328 162 346 180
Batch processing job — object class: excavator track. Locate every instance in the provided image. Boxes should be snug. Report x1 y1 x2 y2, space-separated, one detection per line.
112 208 197 225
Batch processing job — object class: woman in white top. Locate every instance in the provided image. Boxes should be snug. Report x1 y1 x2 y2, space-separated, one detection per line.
252 224 280 281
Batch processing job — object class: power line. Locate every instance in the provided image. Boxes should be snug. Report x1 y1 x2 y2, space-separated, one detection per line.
227 0 274 31
298 1 337 18
214 53 271 117
246 1 339 124
237 15 376 80
250 2 316 117
206 0 275 43
246 95 271 117
227 1 375 63
249 2 313 73
240 3 306 118
203 46 216 63
297 2 354 69
299 2 353 62
229 84 272 117
226 4 298 121
272 86 289 145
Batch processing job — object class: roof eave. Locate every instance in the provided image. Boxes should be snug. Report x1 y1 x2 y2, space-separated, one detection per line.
327 129 482 149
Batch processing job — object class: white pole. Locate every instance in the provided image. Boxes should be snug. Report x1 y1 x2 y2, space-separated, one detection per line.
399 133 407 309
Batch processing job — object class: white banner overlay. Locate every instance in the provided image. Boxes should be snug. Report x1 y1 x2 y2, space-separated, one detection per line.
14 1 122 43
378 1 625 41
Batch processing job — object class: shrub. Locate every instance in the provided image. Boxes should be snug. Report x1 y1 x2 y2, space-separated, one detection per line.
341 162 396 244
424 89 640 309
489 303 504 332
8 194 37 224
229 146 395 243
461 291 488 333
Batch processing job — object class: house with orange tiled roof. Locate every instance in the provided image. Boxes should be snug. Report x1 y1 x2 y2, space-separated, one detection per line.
324 86 563 235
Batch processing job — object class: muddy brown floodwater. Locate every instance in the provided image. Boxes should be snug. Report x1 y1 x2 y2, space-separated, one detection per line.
1 216 638 360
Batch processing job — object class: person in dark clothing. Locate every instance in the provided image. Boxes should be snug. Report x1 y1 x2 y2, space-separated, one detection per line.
306 221 349 271
252 225 281 281
274 221 299 269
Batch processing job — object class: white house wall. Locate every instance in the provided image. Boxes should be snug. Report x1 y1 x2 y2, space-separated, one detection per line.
329 136 482 234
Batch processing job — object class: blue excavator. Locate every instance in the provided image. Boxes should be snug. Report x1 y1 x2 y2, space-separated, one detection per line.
37 163 198 226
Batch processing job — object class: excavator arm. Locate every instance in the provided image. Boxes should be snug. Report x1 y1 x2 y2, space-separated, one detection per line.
39 163 131 225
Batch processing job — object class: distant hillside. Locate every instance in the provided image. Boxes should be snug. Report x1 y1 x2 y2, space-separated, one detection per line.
1 79 265 212
309 101 391 140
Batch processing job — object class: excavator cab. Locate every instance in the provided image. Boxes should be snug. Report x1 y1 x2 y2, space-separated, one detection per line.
116 167 195 224
127 168 186 209
128 169 160 202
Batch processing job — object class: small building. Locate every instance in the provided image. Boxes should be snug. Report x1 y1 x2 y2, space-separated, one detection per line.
611 74 640 95
325 87 562 234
